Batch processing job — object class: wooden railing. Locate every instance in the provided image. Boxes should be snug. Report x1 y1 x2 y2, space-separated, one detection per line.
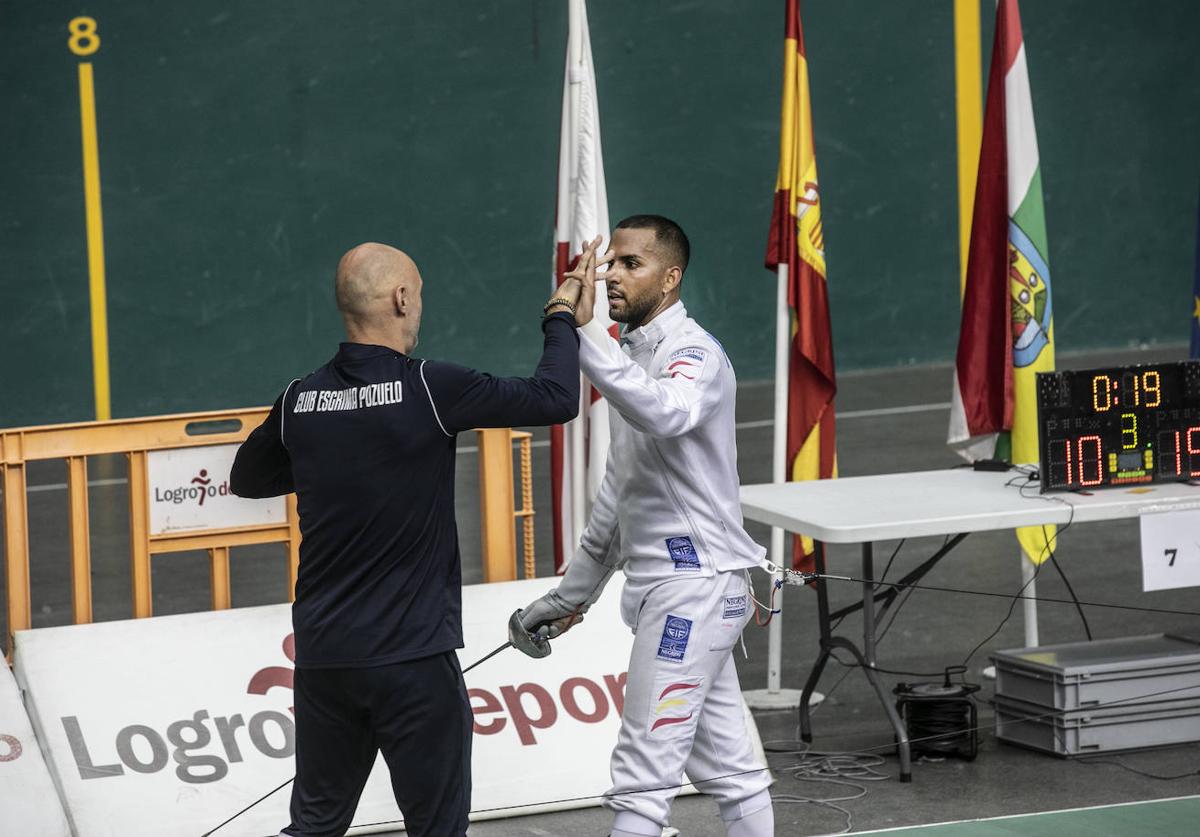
3 411 537 657
476 428 537 582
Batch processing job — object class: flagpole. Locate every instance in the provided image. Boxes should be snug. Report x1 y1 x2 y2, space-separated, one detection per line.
768 265 789 691
744 265 808 710
566 0 587 546
1021 557 1039 647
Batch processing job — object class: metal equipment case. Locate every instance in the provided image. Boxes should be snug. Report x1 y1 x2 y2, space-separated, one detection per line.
989 634 1200 756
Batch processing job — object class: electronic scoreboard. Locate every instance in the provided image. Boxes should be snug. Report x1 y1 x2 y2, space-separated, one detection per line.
1036 361 1200 492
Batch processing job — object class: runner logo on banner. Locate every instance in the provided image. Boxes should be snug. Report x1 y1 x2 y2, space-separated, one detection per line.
147 444 285 536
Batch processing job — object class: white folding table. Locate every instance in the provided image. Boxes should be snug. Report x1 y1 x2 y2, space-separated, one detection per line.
740 467 1200 781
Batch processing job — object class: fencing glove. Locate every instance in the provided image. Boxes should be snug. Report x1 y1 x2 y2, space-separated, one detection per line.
518 548 621 638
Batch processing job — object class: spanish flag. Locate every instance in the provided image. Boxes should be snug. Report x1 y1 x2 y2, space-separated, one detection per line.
948 0 1055 565
764 0 836 571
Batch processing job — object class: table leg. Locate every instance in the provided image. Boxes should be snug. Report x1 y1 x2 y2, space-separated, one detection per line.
862 542 912 782
800 544 832 742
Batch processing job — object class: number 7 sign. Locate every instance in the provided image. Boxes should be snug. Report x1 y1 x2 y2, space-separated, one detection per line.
1141 509 1200 592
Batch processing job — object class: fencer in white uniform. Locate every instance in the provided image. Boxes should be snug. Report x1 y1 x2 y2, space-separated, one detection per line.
520 216 774 837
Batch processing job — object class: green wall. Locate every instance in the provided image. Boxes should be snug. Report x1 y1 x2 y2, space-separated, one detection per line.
1 1 1197 427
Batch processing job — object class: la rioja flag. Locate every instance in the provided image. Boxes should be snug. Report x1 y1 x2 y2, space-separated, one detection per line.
948 0 1056 565
551 0 615 572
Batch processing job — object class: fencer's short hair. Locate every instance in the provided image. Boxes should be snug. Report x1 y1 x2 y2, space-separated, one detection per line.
616 214 690 277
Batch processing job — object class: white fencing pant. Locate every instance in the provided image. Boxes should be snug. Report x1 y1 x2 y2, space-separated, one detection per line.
604 570 773 830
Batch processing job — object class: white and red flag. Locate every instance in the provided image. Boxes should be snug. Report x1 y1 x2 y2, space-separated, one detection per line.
551 0 615 573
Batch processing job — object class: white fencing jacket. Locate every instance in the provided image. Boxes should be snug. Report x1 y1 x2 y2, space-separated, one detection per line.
569 301 766 590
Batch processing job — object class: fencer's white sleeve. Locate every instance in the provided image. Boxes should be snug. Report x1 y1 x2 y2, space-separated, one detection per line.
519 448 622 632
577 319 722 439
558 452 622 609
577 448 620 567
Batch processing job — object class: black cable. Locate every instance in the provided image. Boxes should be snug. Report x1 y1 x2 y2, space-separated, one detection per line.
810 663 856 715
831 538 905 634
879 538 906 583
828 650 953 680
778 682 1200 776
871 544 925 656
1048 546 1093 640
876 577 917 641
1078 756 1200 781
871 538 910 629
804 681 1200 764
756 743 888 835
815 572 1200 620
408 678 1199 837
201 776 293 836
804 554 929 712
211 470 1182 836
803 472 1199 620
271 766 779 836
261 665 1200 837
823 539 940 681
959 556 1046 670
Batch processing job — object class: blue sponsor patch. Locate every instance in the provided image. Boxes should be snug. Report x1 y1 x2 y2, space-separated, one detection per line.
666 536 701 572
668 347 707 364
722 595 747 619
657 615 693 663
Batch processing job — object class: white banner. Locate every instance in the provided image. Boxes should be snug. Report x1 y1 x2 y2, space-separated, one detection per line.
147 444 285 535
0 662 71 836
1141 509 1200 592
13 578 664 836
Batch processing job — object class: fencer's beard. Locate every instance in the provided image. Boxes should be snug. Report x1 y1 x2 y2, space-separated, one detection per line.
609 290 658 330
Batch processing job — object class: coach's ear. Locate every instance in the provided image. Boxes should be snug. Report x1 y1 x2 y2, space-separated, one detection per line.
394 284 410 316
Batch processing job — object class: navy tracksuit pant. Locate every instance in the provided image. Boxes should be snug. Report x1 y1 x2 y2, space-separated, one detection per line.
282 651 472 837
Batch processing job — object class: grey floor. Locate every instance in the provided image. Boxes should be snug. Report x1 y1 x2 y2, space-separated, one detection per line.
4 344 1200 835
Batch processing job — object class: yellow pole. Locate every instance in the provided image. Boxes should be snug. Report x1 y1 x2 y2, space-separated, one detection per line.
954 0 983 296
77 62 112 420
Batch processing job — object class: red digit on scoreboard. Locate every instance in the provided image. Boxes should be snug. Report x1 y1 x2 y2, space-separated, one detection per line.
1062 438 1073 486
1170 430 1182 476
1078 435 1104 486
1188 427 1200 478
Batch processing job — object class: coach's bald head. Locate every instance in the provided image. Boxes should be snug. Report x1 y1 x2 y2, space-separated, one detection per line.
335 242 423 353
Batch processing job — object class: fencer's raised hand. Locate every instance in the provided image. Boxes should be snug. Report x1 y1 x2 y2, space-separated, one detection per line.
565 235 614 328
518 589 585 640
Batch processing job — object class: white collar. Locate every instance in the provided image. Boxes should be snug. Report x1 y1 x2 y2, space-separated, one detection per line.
620 301 687 350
